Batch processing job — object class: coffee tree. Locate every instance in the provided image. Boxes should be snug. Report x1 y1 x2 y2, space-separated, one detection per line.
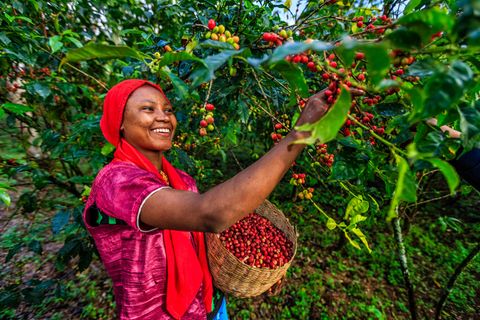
1 0 478 318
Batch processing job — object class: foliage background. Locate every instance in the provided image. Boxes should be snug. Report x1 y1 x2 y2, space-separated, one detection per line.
1 0 479 319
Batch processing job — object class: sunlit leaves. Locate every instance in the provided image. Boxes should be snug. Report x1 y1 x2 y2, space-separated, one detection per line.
345 196 369 220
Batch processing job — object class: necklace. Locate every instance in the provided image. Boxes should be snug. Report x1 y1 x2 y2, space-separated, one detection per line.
159 170 170 185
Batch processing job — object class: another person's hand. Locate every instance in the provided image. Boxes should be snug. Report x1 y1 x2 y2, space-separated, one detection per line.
426 117 461 139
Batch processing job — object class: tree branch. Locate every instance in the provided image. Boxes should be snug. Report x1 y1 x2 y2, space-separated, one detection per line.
434 242 480 320
392 217 418 320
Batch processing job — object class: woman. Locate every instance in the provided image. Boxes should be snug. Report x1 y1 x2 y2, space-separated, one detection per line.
82 79 330 319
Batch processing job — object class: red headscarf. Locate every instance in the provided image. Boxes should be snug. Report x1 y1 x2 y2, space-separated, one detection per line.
100 79 213 319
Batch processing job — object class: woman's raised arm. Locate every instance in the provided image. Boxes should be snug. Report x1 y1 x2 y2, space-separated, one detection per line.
141 90 330 232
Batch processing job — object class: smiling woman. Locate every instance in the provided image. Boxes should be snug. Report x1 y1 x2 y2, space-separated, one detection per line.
83 79 330 320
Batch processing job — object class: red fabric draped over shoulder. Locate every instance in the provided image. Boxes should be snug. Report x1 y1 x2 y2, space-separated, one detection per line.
100 79 213 319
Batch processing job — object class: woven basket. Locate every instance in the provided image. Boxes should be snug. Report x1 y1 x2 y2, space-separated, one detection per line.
206 200 297 298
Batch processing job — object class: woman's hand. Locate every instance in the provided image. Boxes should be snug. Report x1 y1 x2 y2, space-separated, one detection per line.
295 90 329 127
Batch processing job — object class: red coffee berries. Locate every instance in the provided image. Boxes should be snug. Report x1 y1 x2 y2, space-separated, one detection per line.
219 212 294 269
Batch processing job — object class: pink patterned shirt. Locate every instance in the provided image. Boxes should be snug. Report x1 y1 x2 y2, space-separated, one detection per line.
83 161 207 319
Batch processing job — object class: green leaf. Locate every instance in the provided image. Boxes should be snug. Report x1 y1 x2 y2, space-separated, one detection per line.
416 131 451 157
387 155 417 221
344 232 361 250
338 40 391 86
0 189 11 206
362 44 391 86
385 28 423 50
28 240 42 255
375 102 407 117
412 61 474 120
1 103 33 115
60 43 145 68
326 218 337 230
294 88 351 144
425 158 459 194
0 32 11 45
224 123 238 145
65 36 83 48
404 0 422 14
397 8 455 43
26 82 52 99
270 60 308 97
0 288 21 308
189 49 245 87
199 39 237 50
166 71 189 100
101 143 115 156
330 158 366 180
52 209 71 235
351 228 372 253
345 196 369 219
350 215 367 225
49 35 63 53
5 243 23 263
158 51 207 68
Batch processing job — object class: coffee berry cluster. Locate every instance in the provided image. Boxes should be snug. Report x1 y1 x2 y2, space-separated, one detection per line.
205 19 241 50
315 143 334 167
198 103 215 137
298 187 315 200
219 212 294 269
352 14 393 35
262 28 292 47
290 172 306 185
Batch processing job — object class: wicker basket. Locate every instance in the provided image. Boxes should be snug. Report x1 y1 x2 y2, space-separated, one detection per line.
206 200 297 298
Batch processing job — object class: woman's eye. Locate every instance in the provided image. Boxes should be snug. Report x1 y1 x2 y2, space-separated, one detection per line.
165 108 174 114
142 106 154 111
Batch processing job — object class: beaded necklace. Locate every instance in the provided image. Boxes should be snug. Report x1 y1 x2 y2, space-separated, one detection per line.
159 170 170 185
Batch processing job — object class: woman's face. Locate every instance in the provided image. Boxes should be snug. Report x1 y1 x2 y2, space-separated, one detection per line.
121 85 177 158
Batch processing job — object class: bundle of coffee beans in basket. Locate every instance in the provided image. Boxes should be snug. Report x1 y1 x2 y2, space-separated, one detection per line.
206 200 297 298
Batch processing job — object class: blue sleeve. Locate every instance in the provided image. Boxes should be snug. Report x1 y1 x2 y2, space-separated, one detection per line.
450 148 480 191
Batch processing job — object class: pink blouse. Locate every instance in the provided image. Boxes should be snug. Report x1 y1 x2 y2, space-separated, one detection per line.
83 161 207 319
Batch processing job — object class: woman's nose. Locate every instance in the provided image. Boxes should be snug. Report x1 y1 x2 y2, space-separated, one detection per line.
154 109 170 121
